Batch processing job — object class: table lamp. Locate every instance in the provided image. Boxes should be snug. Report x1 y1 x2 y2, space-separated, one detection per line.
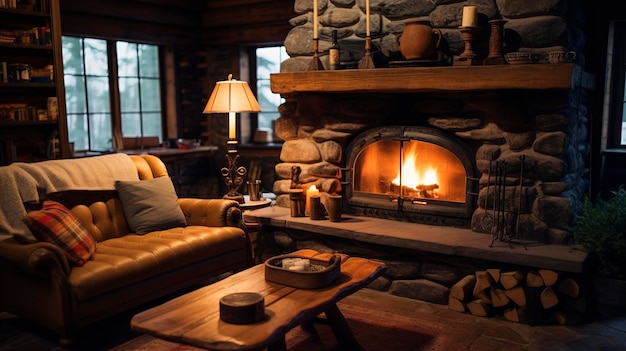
203 74 261 203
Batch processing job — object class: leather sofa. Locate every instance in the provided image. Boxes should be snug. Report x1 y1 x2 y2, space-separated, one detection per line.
0 153 251 345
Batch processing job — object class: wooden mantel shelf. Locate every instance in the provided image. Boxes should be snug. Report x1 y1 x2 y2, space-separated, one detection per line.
270 63 574 95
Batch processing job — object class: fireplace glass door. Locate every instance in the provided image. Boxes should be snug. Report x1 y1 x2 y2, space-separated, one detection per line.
346 126 478 226
353 139 467 203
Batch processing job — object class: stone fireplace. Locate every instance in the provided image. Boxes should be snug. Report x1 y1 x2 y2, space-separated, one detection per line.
268 0 590 245
270 64 587 245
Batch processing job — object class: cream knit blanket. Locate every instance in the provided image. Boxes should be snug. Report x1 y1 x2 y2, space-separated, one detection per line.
0 153 139 241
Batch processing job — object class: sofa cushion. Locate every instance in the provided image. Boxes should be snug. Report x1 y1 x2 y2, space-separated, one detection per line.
68 226 247 301
23 200 96 266
115 176 187 235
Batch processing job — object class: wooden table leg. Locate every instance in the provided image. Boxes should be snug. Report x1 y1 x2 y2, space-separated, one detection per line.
325 303 363 350
268 335 286 351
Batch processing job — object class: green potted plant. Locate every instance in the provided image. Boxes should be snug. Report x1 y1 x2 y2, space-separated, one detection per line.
573 185 626 317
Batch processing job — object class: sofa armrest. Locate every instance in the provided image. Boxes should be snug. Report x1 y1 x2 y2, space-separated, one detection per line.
0 237 70 276
177 198 243 228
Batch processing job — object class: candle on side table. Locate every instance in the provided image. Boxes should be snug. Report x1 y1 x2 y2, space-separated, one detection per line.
305 185 319 216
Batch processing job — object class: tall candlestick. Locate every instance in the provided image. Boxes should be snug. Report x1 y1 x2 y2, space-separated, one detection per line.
462 5 477 27
365 0 370 37
228 112 236 139
313 0 318 39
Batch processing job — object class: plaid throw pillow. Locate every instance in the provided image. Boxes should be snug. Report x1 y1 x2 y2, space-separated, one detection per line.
23 200 96 266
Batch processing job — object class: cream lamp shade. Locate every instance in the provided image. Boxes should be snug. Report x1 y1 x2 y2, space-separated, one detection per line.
203 74 261 114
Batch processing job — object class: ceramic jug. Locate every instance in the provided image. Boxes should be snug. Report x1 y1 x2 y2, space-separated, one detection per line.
397 20 442 60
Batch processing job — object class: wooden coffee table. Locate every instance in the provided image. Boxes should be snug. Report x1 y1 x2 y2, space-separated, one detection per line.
130 249 385 351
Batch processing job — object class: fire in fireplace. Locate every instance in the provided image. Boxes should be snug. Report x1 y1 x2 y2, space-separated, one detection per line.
345 126 479 227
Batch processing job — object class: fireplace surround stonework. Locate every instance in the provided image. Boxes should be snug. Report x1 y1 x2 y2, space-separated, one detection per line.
248 0 596 320
270 0 590 245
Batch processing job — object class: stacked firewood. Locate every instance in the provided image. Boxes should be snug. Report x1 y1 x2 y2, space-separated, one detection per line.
448 269 586 325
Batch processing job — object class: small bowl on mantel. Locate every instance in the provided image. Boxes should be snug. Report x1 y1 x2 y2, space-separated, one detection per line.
505 52 541 65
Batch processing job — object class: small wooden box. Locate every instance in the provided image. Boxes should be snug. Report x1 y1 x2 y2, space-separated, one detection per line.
264 253 341 289
219 292 265 324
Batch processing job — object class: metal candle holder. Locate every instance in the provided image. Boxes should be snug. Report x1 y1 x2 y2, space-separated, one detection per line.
456 26 481 66
308 38 324 71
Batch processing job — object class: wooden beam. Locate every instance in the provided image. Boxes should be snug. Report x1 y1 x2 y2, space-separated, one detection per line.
270 64 575 95
62 13 197 44
60 0 201 29
201 1 294 29
201 22 292 45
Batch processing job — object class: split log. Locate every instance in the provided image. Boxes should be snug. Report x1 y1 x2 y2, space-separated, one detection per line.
503 306 526 323
503 305 546 325
474 289 492 304
504 286 526 306
557 277 580 298
448 296 466 312
450 274 476 301
540 286 559 309
467 299 492 317
552 307 583 325
487 268 501 283
526 270 545 287
490 287 510 308
473 271 495 297
500 270 525 289
538 269 559 286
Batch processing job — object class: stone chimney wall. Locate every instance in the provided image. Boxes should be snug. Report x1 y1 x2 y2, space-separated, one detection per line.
281 0 585 71
271 0 590 244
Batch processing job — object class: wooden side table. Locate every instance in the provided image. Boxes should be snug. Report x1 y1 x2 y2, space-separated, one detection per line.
131 249 385 350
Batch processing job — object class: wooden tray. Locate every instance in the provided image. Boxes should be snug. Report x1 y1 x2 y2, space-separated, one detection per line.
264 253 341 289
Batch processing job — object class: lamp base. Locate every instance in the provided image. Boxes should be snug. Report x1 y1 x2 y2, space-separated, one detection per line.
221 145 247 204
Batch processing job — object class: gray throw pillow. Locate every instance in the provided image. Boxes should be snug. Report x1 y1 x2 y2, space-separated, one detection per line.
115 176 187 234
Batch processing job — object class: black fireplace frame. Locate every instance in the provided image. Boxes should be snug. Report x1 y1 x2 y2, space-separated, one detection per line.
344 126 480 227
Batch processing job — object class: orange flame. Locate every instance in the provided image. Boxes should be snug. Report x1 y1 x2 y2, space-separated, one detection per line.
391 152 439 189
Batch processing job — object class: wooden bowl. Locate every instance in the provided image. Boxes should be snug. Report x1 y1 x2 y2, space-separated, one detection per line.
264 253 341 289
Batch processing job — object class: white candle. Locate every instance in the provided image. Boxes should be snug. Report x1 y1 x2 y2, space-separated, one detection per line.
313 0 318 39
365 0 370 37
228 112 236 139
462 5 477 27
305 185 319 216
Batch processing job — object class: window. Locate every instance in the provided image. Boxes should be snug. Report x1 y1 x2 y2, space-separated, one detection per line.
62 36 162 152
605 21 626 147
254 46 287 135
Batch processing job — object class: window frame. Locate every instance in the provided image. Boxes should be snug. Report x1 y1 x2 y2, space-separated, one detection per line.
241 43 285 145
604 20 626 149
62 35 165 152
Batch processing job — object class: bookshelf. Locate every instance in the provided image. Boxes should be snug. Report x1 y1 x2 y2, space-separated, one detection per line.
0 0 68 165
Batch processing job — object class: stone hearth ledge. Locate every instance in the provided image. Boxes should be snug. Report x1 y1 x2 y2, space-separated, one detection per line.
244 206 588 273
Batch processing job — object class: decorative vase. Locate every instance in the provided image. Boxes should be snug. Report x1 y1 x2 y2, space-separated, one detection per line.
397 20 442 60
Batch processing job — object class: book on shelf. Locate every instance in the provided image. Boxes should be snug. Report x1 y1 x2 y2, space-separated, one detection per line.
0 103 39 121
0 0 18 9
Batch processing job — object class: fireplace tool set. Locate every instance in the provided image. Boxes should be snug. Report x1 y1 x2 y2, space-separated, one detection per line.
488 155 529 249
